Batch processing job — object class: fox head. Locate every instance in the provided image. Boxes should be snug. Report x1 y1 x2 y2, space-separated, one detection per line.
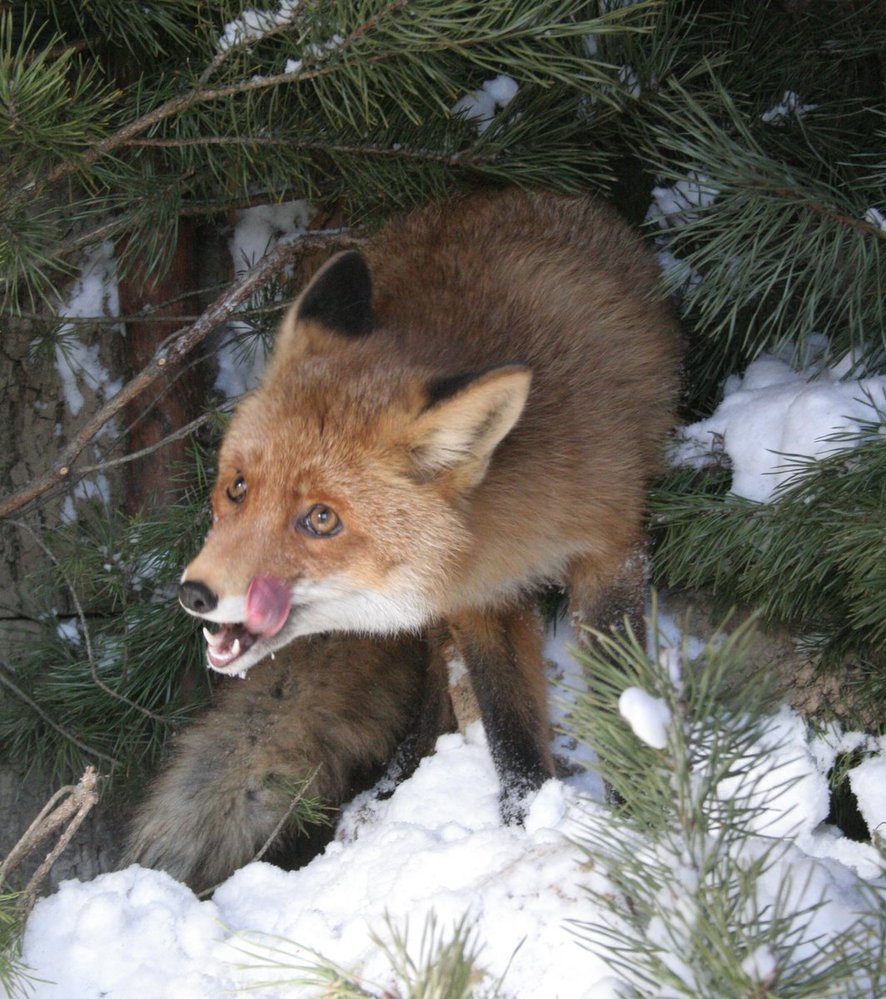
180 251 531 675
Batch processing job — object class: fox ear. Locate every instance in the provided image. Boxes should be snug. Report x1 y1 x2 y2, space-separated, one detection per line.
409 364 532 488
268 251 373 372
296 250 373 337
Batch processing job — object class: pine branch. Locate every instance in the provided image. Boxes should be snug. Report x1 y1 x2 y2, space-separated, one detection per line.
637 71 884 367
0 662 119 767
568 607 886 995
2 0 648 309
0 888 30 999
0 475 215 783
11 0 640 199
228 911 493 997
651 423 886 688
35 0 212 61
8 519 167 724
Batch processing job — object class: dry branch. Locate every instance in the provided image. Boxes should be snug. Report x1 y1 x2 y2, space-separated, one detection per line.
0 228 365 522
0 767 99 915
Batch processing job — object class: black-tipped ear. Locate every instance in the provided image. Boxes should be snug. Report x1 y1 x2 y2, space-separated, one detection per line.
425 366 504 410
408 364 532 488
296 251 373 337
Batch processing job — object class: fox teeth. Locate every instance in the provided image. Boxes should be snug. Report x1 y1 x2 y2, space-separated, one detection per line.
203 626 226 649
230 637 241 658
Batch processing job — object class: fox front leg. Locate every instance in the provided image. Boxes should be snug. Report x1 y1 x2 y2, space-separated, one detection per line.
375 632 456 793
567 544 649 647
447 604 553 823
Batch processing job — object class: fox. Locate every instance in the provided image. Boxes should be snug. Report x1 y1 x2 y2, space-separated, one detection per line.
125 632 450 893
178 188 681 819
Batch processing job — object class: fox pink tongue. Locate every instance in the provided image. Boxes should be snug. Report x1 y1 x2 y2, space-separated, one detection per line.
244 575 291 637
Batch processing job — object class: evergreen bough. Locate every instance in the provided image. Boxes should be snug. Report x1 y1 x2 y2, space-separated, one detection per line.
651 420 886 716
229 913 495 997
568 613 886 998
0 464 213 786
0 891 29 999
1 0 650 313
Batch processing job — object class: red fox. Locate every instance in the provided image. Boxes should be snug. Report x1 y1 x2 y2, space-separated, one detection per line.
179 189 681 818
125 633 449 892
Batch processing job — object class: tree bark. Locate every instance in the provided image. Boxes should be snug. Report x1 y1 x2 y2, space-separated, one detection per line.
117 219 206 515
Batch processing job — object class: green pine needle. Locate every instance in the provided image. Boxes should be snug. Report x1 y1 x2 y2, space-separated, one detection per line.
568 606 886 996
651 423 886 708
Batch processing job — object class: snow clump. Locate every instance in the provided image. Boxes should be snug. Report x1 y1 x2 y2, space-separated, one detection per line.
452 74 519 133
675 353 886 502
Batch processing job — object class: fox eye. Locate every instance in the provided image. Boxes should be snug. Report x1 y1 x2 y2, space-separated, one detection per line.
296 503 342 538
226 475 247 503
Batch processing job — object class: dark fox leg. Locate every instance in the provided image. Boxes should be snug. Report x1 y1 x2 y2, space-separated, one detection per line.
448 603 553 823
124 633 430 894
375 632 456 795
567 544 650 803
568 543 649 646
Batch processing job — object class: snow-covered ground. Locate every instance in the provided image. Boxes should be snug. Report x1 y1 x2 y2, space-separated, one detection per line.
15 612 886 997
676 349 886 502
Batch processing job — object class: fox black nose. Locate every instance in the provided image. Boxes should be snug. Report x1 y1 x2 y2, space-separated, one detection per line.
179 580 218 616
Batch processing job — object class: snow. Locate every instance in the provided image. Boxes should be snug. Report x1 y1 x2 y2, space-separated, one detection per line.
55 619 80 645
618 687 671 749
675 353 886 502
849 747 886 844
452 75 519 133
214 200 314 398
53 241 121 418
51 242 121 523
761 90 818 124
59 472 111 525
20 724 615 998
16 614 886 997
644 174 718 294
719 705 832 839
646 172 718 231
740 945 777 982
217 2 303 53
546 619 604 792
229 201 313 278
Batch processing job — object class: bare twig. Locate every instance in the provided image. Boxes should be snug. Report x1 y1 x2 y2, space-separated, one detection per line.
121 133 486 166
0 767 99 915
0 227 365 522
76 413 217 476
764 184 886 240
